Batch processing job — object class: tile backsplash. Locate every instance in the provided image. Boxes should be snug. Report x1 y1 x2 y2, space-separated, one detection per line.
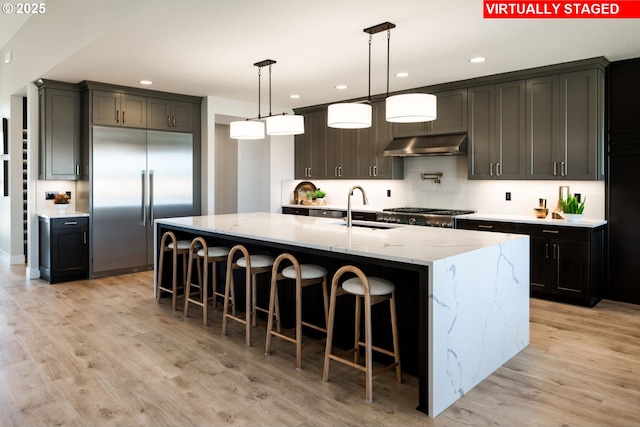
281 156 605 219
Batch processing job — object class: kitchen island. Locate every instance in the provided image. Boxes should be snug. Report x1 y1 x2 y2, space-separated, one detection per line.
155 213 529 417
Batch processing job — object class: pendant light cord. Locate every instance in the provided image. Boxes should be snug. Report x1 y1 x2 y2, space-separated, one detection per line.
386 29 391 98
368 34 372 103
268 64 273 117
257 66 262 119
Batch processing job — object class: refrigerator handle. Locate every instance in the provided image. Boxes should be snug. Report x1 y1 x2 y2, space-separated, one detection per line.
149 170 155 225
141 170 146 226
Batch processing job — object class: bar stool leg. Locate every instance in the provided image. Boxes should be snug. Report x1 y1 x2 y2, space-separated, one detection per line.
353 294 362 364
390 291 402 383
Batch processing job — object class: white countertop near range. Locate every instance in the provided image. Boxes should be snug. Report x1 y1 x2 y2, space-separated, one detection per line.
457 212 607 228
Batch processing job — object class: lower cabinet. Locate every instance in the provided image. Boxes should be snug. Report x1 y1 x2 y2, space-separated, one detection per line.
39 216 89 283
456 219 604 306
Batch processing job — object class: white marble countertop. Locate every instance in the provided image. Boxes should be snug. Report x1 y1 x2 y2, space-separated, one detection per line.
38 211 90 219
457 212 606 228
282 203 383 213
156 213 527 267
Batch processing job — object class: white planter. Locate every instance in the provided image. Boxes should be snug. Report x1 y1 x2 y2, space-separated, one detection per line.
55 204 69 214
560 213 584 222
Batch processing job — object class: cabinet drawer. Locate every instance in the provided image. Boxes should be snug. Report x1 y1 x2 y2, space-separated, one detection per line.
282 207 309 216
517 224 589 241
456 219 518 233
51 217 88 230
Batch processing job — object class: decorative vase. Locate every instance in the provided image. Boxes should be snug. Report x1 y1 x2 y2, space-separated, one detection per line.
55 203 69 214
560 213 584 222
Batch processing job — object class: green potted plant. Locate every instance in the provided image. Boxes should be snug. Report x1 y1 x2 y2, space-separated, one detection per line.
559 193 586 222
315 188 326 205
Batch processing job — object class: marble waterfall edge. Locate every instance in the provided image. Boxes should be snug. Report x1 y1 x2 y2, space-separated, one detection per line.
429 236 530 416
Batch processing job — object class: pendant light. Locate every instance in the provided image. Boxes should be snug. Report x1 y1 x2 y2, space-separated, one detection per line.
383 24 437 123
230 59 305 140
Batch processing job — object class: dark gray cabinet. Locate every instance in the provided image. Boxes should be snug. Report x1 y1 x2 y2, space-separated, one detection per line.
526 69 603 180
147 98 195 132
92 90 147 128
39 216 89 283
295 110 326 179
37 81 81 180
356 101 403 179
456 218 605 307
391 88 467 137
468 81 526 179
326 127 357 178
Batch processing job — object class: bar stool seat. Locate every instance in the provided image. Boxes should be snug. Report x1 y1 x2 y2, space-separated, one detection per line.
323 265 402 403
156 231 201 312
184 237 231 326
222 245 279 347
265 254 329 370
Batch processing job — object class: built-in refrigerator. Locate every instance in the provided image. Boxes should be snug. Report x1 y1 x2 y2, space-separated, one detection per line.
91 126 194 276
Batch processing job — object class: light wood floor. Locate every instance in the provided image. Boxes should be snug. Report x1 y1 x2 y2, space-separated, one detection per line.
1 263 640 427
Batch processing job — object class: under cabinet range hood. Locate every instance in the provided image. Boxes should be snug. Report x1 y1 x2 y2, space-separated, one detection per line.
382 133 468 157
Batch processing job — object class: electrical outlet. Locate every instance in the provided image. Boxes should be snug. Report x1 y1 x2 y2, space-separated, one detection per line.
45 191 58 200
65 191 72 199
575 193 581 202
387 189 391 197
505 192 511 201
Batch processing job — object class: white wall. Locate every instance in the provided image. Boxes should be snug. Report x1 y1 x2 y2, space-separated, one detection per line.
281 155 605 220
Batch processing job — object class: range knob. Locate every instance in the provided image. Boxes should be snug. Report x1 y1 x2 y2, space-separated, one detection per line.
408 217 417 225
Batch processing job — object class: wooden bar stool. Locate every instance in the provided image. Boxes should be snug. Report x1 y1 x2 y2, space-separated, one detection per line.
156 231 200 312
221 244 278 347
264 253 329 370
183 237 231 326
323 265 401 402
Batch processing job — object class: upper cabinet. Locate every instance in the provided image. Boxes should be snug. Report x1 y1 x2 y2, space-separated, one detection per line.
356 101 403 179
37 81 81 180
147 98 195 132
468 81 526 180
392 89 467 138
295 109 326 179
525 69 604 180
92 90 146 128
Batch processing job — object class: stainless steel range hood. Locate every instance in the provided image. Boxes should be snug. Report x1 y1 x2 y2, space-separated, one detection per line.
382 132 468 157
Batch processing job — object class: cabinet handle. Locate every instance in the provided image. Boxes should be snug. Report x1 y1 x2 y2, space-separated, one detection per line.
368 166 372 176
83 231 87 245
172 116 176 128
478 224 493 229
552 243 558 260
373 165 377 176
496 162 501 177
553 161 557 176
149 170 154 225
116 110 119 123
122 111 125 124
490 163 494 176
561 161 566 177
64 221 78 225
308 167 312 177
543 229 559 234
545 243 550 259
75 164 80 176
338 166 342 177
335 166 339 177
167 116 171 127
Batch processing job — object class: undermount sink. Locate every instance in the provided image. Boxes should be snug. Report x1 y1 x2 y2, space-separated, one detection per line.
332 220 401 230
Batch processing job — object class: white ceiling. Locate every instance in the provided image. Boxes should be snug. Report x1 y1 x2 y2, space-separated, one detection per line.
3 0 640 110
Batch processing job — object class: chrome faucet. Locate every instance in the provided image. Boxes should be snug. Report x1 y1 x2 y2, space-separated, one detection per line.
346 185 369 227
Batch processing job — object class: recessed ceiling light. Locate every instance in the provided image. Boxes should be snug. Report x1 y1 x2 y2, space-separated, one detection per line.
469 57 486 63
336 85 348 90
395 72 410 78
139 80 153 85
290 94 300 99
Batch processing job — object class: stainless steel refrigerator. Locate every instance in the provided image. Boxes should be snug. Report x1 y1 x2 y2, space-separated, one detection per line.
91 126 194 276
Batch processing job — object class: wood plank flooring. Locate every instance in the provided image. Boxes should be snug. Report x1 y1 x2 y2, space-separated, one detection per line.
1 262 640 426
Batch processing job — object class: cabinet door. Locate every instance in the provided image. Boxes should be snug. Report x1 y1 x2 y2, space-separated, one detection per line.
526 76 559 179
121 94 147 128
554 239 589 297
530 235 552 294
339 129 357 178
356 116 375 178
559 70 598 180
92 90 121 126
468 85 495 179
147 98 172 130
326 127 341 178
41 88 81 180
496 81 526 179
172 101 194 132
392 89 467 137
295 110 326 179
51 227 88 276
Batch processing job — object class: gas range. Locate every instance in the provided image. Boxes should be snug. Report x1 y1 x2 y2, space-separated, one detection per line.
376 207 475 228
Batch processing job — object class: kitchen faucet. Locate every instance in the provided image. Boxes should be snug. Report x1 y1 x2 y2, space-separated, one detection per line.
346 185 369 227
